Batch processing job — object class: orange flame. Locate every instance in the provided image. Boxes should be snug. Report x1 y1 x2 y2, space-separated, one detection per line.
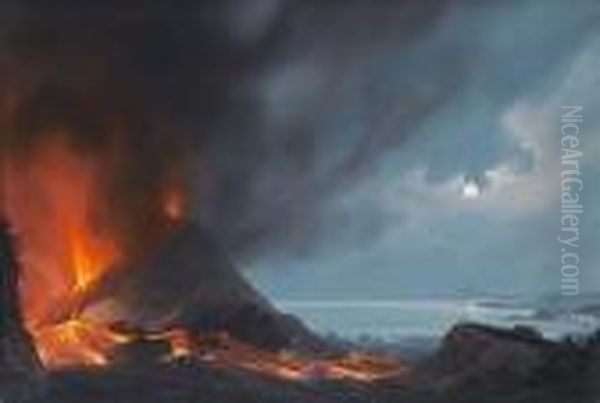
0 133 194 369
5 139 118 318
3 137 123 367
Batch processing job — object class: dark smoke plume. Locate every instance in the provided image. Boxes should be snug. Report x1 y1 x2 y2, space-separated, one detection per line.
0 0 453 261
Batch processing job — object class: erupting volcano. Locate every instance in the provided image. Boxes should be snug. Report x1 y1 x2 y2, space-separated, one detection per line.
0 124 404 384
1 135 183 368
0 3 408 385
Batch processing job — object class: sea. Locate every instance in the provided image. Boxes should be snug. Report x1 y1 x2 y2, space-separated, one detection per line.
276 298 600 342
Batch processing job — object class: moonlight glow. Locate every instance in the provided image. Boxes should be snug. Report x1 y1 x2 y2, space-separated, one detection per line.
461 182 481 199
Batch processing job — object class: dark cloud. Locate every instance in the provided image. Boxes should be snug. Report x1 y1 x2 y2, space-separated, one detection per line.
0 0 457 261
4 0 547 267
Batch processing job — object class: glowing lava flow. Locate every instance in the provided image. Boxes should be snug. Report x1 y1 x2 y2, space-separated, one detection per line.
32 319 131 368
156 332 409 383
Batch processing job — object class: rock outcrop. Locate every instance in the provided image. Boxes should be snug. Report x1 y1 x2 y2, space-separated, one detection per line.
431 323 551 377
0 221 45 402
422 323 596 403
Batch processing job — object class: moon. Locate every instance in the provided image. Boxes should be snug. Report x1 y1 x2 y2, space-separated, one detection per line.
461 182 481 199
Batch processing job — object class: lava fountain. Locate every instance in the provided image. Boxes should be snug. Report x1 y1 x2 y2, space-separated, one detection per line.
1 134 185 368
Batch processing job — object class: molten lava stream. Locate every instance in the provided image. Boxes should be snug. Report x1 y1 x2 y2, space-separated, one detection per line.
32 319 131 368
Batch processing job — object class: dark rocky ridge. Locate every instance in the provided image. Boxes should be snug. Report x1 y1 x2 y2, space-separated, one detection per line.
0 222 45 402
413 323 600 403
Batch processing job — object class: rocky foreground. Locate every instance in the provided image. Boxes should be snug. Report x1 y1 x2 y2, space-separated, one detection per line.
10 323 596 403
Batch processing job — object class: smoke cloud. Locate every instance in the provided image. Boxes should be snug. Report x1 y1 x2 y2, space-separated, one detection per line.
0 0 454 260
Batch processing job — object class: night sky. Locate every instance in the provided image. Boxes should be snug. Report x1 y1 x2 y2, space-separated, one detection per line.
1 0 599 302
